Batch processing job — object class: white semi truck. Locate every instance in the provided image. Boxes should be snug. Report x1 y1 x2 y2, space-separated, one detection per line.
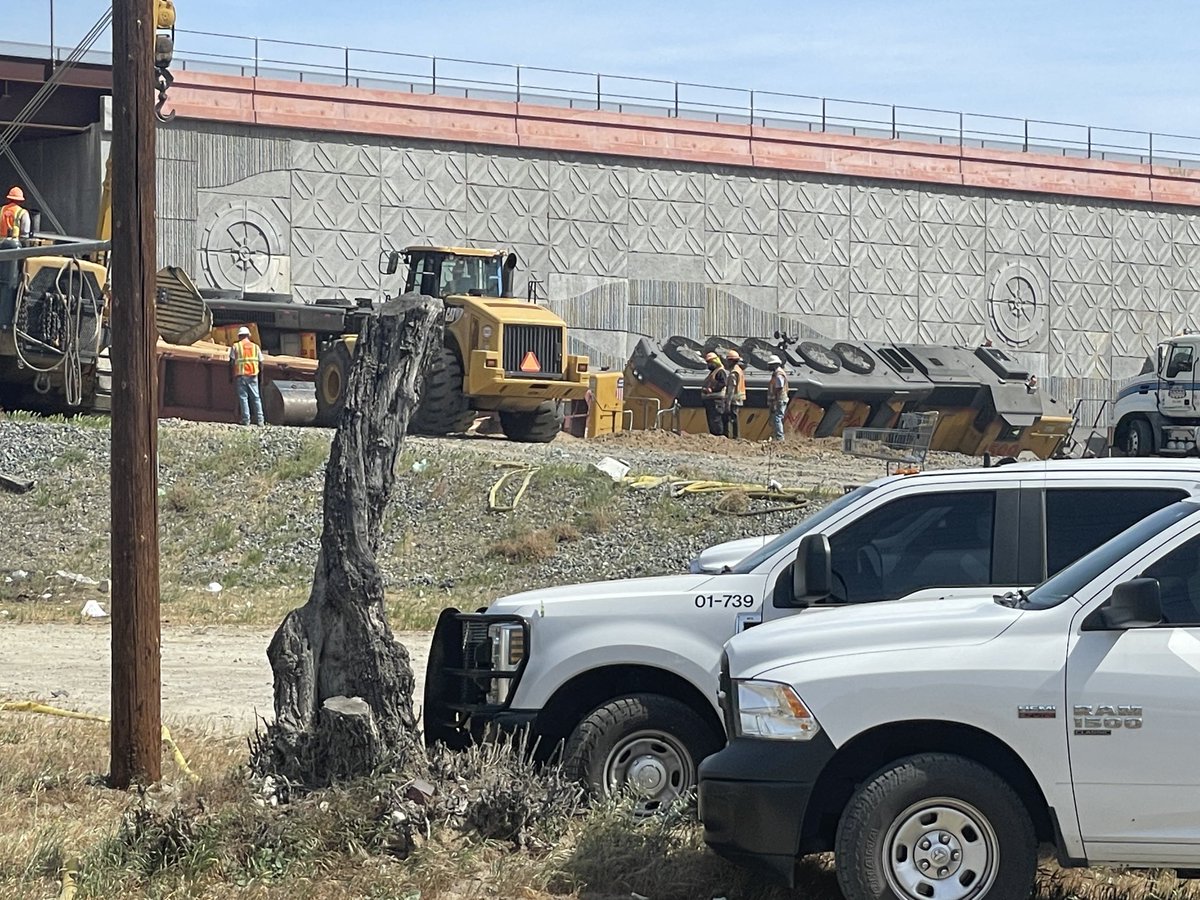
424 459 1200 813
1112 332 1200 456
700 494 1200 900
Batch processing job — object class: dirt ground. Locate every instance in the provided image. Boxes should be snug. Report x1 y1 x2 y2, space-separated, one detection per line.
0 624 434 733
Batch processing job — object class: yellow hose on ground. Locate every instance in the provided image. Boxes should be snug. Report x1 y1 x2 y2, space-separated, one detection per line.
620 475 816 515
0 700 199 783
59 858 76 900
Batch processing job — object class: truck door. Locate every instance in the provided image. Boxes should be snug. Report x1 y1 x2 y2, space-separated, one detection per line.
1157 341 1198 417
1066 528 1200 864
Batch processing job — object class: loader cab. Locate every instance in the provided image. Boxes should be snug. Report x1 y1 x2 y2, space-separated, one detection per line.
384 246 518 300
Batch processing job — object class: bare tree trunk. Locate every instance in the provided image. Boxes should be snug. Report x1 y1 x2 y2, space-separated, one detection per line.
255 293 443 787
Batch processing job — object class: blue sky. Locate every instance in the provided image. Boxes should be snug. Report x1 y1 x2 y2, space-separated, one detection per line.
11 0 1200 138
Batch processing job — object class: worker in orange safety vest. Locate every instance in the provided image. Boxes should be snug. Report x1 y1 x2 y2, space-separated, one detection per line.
0 187 31 240
228 325 264 425
722 348 746 439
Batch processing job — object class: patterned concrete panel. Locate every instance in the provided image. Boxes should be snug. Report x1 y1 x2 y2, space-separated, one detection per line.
704 231 778 286
1049 329 1113 380
848 294 919 343
548 160 630 223
1113 209 1173 266
197 193 292 294
919 275 987 323
704 171 779 236
291 228 381 292
1050 202 1114 239
628 198 704 256
629 279 707 309
380 207 468 247
850 185 919 246
158 158 198 221
158 218 196 271
158 126 200 163
628 305 704 341
545 275 629 331
466 150 550 192
1114 262 1173 309
466 184 550 245
918 320 987 347
790 314 849 342
920 191 986 228
1170 263 1200 292
291 171 381 234
1051 234 1113 285
778 177 850 215
986 198 1051 257
509 241 553 297
985 258 1049 353
780 262 848 317
849 243 919 296
627 164 705 203
380 146 468 212
566 328 631 371
548 219 627 278
1050 282 1113 334
779 210 849 266
291 140 381 178
1111 308 1175 360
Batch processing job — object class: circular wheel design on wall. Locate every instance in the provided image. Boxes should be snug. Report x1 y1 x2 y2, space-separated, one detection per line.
201 201 287 295
987 263 1044 348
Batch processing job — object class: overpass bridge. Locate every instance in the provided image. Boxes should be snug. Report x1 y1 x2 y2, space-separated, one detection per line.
6 30 1200 413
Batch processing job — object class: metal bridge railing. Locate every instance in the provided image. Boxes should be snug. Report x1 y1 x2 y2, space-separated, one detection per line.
8 24 1200 171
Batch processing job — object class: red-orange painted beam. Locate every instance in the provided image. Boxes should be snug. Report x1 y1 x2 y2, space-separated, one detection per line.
166 70 1200 207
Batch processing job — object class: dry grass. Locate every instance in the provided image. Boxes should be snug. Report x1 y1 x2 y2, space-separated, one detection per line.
488 524 582 563
2 713 1200 899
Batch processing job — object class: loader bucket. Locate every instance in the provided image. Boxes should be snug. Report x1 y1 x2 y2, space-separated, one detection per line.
156 266 213 345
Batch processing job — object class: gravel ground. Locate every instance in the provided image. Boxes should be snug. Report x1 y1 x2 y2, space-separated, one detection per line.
0 416 980 620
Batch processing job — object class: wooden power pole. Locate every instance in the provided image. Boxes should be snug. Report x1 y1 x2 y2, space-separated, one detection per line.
109 0 162 788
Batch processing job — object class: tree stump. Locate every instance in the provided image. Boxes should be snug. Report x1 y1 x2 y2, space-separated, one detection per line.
255 293 443 787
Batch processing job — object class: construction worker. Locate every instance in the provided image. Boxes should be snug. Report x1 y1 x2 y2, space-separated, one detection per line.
0 187 31 240
699 351 727 436
722 349 746 439
228 326 264 426
766 354 789 441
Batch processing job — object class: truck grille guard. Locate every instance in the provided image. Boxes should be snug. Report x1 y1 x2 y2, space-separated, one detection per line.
422 607 530 750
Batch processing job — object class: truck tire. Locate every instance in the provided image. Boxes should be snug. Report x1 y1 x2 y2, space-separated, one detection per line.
835 753 1036 900
314 339 353 427
409 345 475 436
562 694 723 817
1123 418 1153 457
498 402 564 443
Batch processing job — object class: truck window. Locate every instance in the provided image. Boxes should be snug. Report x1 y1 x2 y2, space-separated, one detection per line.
827 491 996 603
1141 535 1200 625
1046 488 1189 576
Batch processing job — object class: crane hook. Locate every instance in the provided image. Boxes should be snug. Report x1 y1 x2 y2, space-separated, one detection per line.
154 68 176 123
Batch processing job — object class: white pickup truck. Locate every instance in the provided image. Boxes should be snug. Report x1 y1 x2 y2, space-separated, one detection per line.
424 459 1200 814
700 494 1200 900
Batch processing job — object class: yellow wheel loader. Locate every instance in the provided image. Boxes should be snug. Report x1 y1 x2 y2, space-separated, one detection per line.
313 246 590 443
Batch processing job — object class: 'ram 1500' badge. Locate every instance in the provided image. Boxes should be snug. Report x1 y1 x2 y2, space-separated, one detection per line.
1017 705 1056 719
1073 705 1144 735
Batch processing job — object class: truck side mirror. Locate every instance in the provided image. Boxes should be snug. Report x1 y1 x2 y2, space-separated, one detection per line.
1084 578 1163 630
775 533 832 609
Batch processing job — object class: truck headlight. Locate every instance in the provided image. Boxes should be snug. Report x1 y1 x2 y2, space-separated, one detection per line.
734 680 822 741
487 622 525 705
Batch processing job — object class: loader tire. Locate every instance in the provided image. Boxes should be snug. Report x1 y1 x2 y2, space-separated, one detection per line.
498 402 564 443
314 339 354 428
409 345 475 437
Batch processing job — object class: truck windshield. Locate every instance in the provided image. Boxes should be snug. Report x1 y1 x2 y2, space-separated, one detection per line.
1021 501 1200 610
730 483 880 574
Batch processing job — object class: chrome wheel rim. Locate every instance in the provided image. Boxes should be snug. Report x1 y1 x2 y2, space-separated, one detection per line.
882 797 1000 900
603 730 694 816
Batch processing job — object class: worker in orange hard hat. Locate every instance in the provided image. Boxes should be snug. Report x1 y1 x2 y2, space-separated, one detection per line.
0 187 31 241
699 350 728 436
722 348 746 439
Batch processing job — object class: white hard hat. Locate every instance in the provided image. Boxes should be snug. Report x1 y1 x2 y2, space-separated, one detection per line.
767 354 782 366
237 326 251 337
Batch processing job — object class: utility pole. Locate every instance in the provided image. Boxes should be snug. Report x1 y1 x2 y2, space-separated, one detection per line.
109 0 162 788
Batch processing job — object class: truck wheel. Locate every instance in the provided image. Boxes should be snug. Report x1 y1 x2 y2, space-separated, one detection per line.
409 345 475 436
562 694 723 817
498 402 564 443
1124 418 1152 457
835 753 1036 900
314 340 353 427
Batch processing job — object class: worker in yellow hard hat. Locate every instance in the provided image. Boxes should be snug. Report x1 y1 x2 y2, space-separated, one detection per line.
0 187 31 241
722 348 746 439
699 350 728 436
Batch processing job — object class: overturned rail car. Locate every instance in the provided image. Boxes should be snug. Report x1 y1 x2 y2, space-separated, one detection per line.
624 335 1072 459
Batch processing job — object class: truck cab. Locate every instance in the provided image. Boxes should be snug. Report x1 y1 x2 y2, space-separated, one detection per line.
425 459 1200 815
701 495 1200 898
1114 332 1200 456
